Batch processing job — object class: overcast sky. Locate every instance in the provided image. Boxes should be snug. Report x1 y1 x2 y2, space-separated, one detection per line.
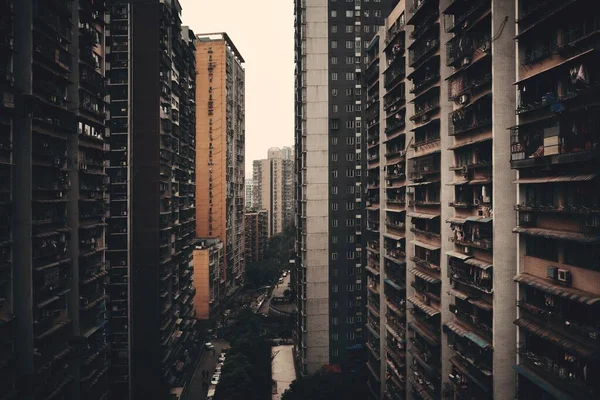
179 0 295 178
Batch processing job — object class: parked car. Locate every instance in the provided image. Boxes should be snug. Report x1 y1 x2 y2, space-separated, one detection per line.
210 376 219 385
204 342 214 350
215 364 222 373
218 354 226 363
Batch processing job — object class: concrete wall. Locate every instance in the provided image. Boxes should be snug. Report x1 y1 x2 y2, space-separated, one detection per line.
192 248 211 319
304 0 330 373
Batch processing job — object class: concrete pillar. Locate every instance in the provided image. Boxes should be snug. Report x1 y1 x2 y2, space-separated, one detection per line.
491 0 517 398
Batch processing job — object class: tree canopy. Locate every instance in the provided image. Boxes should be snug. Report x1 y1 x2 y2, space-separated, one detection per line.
281 372 368 400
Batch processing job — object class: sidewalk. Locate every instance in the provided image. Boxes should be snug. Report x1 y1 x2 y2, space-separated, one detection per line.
182 340 229 400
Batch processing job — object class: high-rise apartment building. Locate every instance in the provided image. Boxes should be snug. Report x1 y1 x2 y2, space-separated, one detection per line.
293 0 397 376
253 147 295 236
192 238 224 320
105 2 199 398
245 177 254 210
364 0 520 399
1 1 110 399
195 33 246 295
512 2 600 399
245 210 269 264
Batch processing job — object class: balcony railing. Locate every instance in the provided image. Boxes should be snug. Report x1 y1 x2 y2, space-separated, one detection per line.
409 38 439 68
449 266 492 293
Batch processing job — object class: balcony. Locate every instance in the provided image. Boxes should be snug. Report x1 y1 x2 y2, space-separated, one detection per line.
449 260 493 294
449 356 493 399
448 93 492 136
384 64 406 89
445 0 491 34
409 38 439 68
445 322 492 376
510 107 600 168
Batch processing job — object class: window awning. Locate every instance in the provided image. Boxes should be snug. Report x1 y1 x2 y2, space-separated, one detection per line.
448 135 492 150
445 321 492 350
411 240 440 251
468 297 492 312
465 216 493 223
514 317 598 359
384 208 406 213
468 178 492 185
514 273 600 306
446 250 472 260
446 217 466 225
408 321 439 346
513 49 594 85
513 173 598 184
408 212 439 220
385 278 405 292
409 348 438 377
408 180 440 187
383 232 405 241
513 365 576 400
408 295 440 317
447 180 470 186
445 321 469 337
409 267 441 284
513 226 600 244
464 257 493 270
447 287 470 300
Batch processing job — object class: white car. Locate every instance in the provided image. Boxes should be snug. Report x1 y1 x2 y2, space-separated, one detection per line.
215 364 222 373
210 376 219 385
204 342 214 350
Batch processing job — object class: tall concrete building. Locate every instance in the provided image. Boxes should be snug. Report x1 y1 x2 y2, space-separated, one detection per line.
104 2 199 398
512 1 600 399
245 177 254 210
253 147 295 236
245 210 269 264
192 238 224 320
363 0 522 398
293 0 397 376
195 33 246 295
0 1 110 399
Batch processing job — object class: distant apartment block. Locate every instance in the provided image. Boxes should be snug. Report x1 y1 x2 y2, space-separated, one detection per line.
252 147 294 236
245 210 269 264
192 238 224 320
195 32 246 294
245 177 254 210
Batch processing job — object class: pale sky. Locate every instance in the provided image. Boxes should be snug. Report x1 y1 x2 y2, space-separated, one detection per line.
179 0 295 178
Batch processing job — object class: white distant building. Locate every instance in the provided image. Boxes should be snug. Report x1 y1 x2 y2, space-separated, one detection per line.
245 178 254 210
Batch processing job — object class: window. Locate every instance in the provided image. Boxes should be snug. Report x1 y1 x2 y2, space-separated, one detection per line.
346 104 354 112
346 153 355 161
331 153 338 161
346 56 354 64
331 252 338 260
346 25 354 33
331 10 337 17
331 72 338 80
345 10 353 17
331 235 338 243
347 332 355 339
374 10 381 17
332 218 338 227
331 137 338 145
356 282 362 290
331 202 339 211
332 300 338 309
346 202 355 210
356 120 361 128
346 169 355 177
364 25 370 33
347 235 355 243
346 41 354 49
332 316 339 324
356 104 361 112
526 237 558 261
331 119 339 129
565 243 600 270
346 72 355 80
346 120 355 128
346 88 353 96
364 10 370 17
332 169 338 178
347 315 355 323
332 88 338 96
346 251 355 259
331 185 338 194
331 40 338 49
332 268 338 276
355 88 361 95
332 333 339 340
356 316 362 323
331 56 338 64
356 169 361 177
332 349 339 356
331 25 337 33
332 104 338 113
346 137 355 145
346 185 355 194
356 298 362 306
348 267 355 276
356 330 362 338
346 218 355 227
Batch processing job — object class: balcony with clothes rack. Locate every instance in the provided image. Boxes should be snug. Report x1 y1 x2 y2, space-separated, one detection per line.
445 321 493 377
448 355 493 400
448 255 493 294
444 0 491 35
509 106 600 169
409 34 439 70
449 216 493 252
448 93 492 136
410 57 440 96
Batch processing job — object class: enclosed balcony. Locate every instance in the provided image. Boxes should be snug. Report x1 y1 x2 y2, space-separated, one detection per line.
449 93 492 136
445 321 493 376
409 36 439 69
449 356 493 400
409 155 441 182
410 240 441 273
449 217 493 251
446 31 491 69
410 185 441 207
510 106 600 168
409 57 440 95
448 57 492 104
448 254 493 294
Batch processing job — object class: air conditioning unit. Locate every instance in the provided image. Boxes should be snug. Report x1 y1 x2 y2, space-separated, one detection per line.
557 269 572 284
547 267 558 279
458 94 470 105
463 246 471 255
461 57 471 66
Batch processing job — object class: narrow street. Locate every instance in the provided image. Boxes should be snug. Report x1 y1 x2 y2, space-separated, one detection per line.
258 274 290 315
183 340 230 400
271 345 295 400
